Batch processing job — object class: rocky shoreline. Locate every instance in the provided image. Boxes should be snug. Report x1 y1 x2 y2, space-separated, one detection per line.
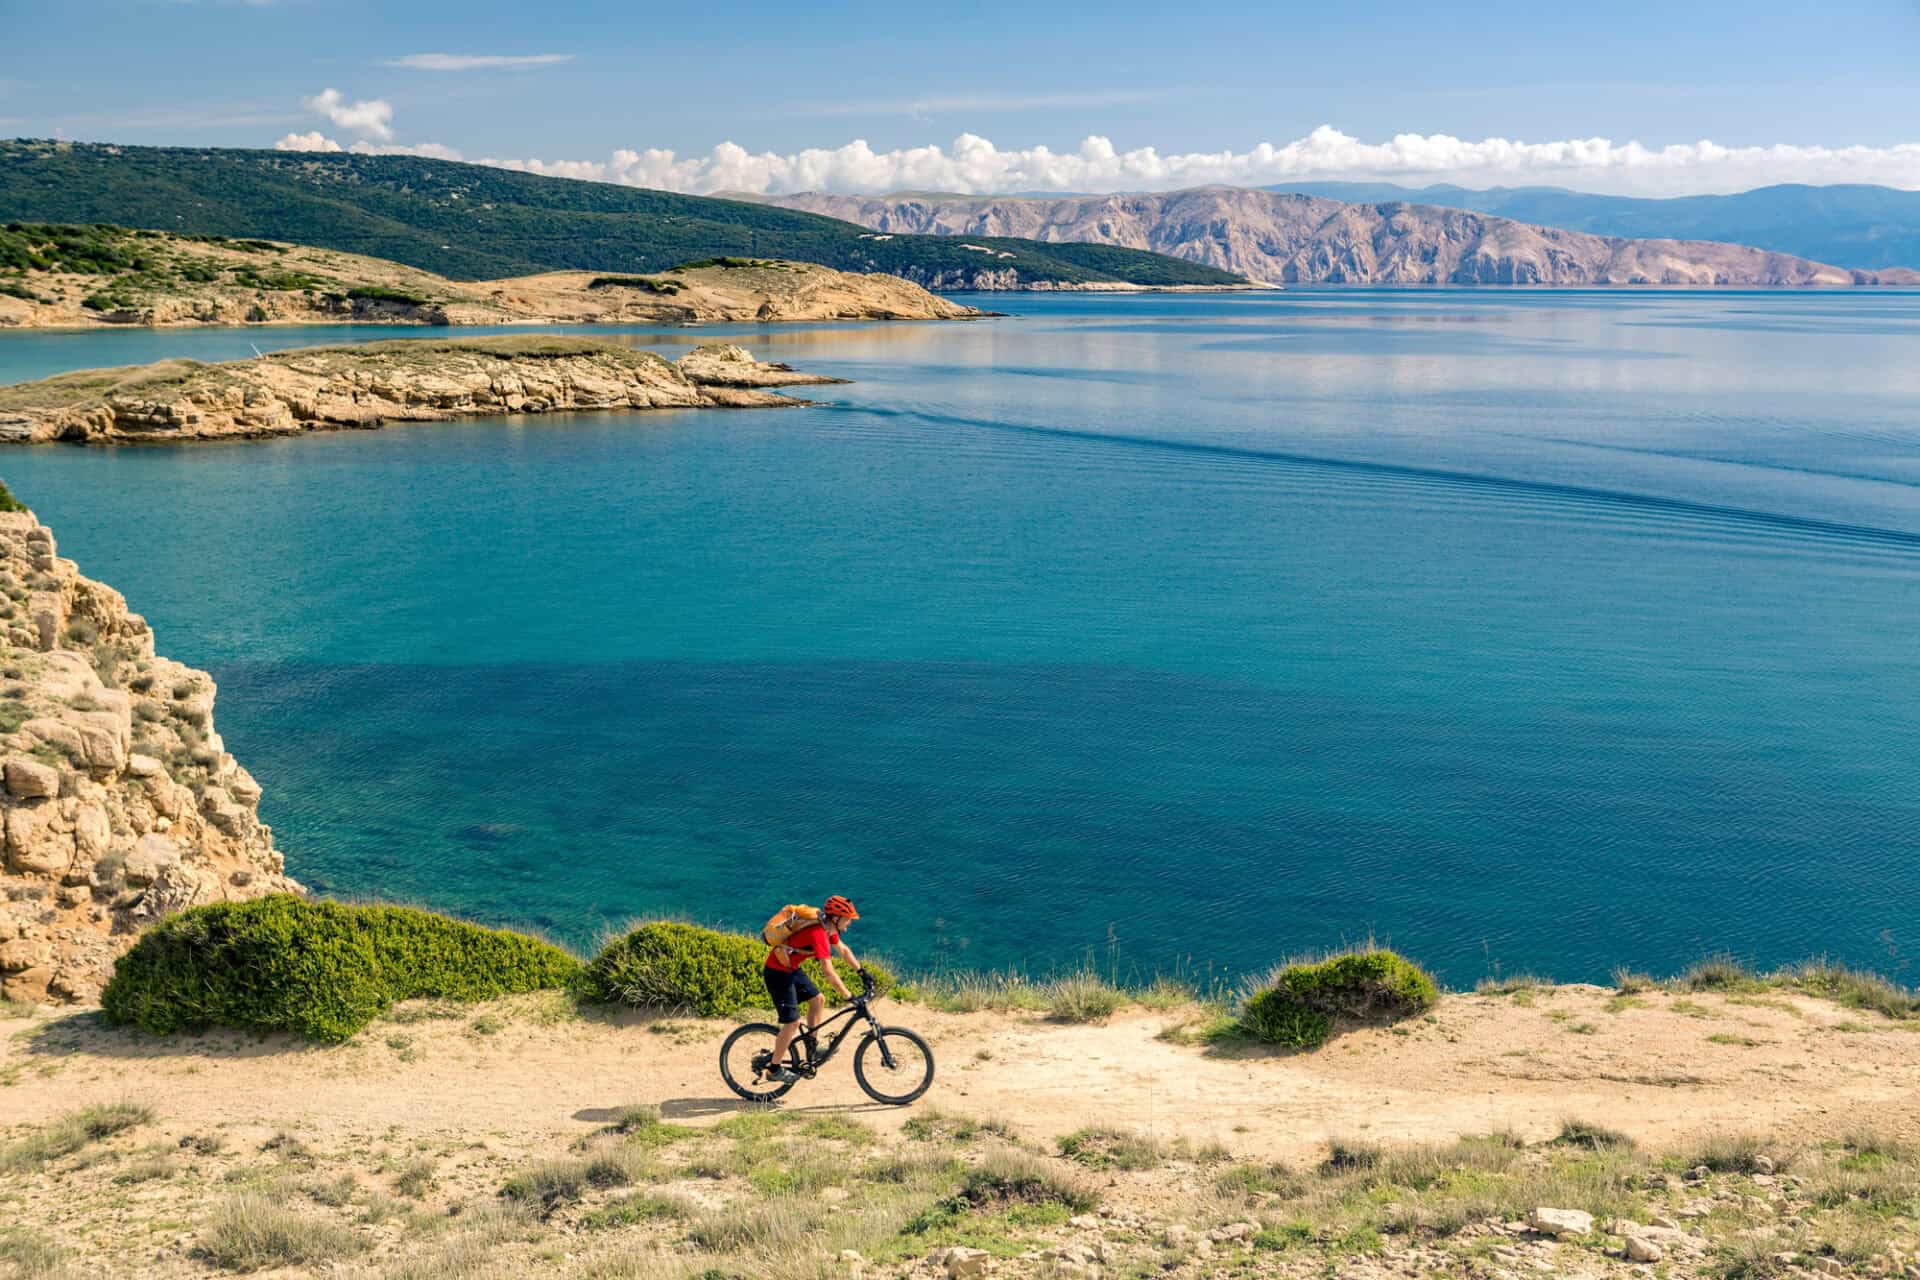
0 338 844 445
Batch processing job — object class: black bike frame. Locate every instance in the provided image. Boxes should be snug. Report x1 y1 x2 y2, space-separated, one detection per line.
793 991 896 1074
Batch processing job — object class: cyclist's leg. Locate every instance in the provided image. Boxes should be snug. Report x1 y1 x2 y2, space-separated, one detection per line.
791 970 824 1049
766 967 804 1065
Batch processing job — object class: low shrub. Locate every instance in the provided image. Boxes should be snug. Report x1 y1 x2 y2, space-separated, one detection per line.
1554 1119 1635 1151
1238 948 1438 1049
0 481 23 515
586 275 683 295
1058 1126 1164 1170
101 896 581 1043
346 285 430 307
955 1149 1099 1212
582 919 894 1016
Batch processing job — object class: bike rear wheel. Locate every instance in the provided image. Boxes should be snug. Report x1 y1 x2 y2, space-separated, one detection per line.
852 1026 934 1105
719 1022 801 1102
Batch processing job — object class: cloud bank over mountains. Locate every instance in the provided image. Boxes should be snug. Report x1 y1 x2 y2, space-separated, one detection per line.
274 115 1920 197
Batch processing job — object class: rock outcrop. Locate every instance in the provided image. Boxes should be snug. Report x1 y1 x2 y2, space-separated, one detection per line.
0 511 298 1004
0 339 846 445
769 187 1920 287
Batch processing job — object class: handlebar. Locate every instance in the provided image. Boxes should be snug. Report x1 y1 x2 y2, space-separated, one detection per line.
854 969 877 1001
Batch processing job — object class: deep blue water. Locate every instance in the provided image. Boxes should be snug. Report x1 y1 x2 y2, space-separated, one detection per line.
2 290 1918 988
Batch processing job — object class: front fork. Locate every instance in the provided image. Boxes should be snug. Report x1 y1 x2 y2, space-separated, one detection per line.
866 1010 898 1070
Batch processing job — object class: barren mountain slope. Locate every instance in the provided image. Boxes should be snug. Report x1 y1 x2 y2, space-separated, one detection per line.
770 187 1920 285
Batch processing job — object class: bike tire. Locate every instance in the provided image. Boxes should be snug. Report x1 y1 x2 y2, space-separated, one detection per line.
719 1022 801 1102
852 1025 935 1105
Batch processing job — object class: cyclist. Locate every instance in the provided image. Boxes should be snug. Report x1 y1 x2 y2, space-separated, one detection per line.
764 895 864 1082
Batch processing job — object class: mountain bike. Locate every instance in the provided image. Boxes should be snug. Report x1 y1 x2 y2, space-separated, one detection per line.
719 970 934 1105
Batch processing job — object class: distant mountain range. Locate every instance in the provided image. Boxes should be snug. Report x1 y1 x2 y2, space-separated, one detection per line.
1267 182 1920 272
0 141 1241 290
767 187 1920 287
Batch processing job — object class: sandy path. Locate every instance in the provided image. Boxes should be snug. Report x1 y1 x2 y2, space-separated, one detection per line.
5 984 1918 1160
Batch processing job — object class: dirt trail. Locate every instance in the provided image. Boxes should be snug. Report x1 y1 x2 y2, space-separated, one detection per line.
6 983 1918 1161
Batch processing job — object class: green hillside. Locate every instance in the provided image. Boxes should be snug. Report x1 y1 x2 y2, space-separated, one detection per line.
0 140 1244 288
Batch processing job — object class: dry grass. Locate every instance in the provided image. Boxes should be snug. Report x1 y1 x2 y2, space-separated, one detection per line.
195 1193 364 1271
1676 1131 1792 1174
499 1145 649 1211
1475 973 1554 995
0 1101 152 1173
1041 973 1125 1023
0 1227 77 1280
901 1107 1017 1145
377 1201 543 1280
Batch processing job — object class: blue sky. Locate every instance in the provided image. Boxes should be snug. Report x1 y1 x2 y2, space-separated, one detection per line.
7 0 1920 195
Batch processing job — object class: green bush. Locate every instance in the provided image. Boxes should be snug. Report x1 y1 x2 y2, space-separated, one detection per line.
101 896 581 1043
345 284 430 306
0 480 25 514
585 275 683 295
583 920 894 1017
1238 948 1438 1049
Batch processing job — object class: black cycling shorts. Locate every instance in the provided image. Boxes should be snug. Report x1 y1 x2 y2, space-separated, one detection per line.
764 965 819 1024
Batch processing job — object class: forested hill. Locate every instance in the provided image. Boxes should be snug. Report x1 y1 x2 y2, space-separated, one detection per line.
0 140 1244 289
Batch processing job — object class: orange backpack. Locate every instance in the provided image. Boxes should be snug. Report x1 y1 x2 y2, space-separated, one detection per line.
761 904 822 952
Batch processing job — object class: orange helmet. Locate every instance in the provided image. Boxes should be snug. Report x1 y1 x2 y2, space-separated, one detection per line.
824 895 859 920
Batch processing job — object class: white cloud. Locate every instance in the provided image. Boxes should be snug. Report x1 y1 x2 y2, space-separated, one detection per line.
274 131 464 161
480 126 1920 197
303 88 393 141
385 53 574 71
275 131 342 152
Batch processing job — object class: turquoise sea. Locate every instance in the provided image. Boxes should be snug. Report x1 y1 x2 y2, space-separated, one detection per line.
2 290 1917 988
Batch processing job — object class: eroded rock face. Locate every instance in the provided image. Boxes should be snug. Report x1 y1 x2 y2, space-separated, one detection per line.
773 187 1920 287
0 511 300 1004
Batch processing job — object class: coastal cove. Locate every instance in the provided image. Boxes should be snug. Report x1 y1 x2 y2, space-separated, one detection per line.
2 290 1917 988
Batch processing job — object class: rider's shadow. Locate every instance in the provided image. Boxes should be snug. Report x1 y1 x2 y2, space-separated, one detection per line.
579 1098 897 1122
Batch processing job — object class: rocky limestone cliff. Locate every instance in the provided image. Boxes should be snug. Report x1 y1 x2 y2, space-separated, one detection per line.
770 187 1920 287
0 510 297 1004
0 338 845 445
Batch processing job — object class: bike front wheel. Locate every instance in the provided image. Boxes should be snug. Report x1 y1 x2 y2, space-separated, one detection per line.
853 1026 935 1105
719 1022 801 1102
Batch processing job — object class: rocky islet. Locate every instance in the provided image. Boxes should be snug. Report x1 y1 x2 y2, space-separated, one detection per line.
0 337 847 444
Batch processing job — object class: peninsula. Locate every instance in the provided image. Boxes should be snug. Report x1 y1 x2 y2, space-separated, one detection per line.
0 224 984 329
0 337 844 444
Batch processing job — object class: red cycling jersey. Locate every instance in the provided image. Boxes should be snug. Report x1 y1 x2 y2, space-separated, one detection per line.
765 922 838 973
